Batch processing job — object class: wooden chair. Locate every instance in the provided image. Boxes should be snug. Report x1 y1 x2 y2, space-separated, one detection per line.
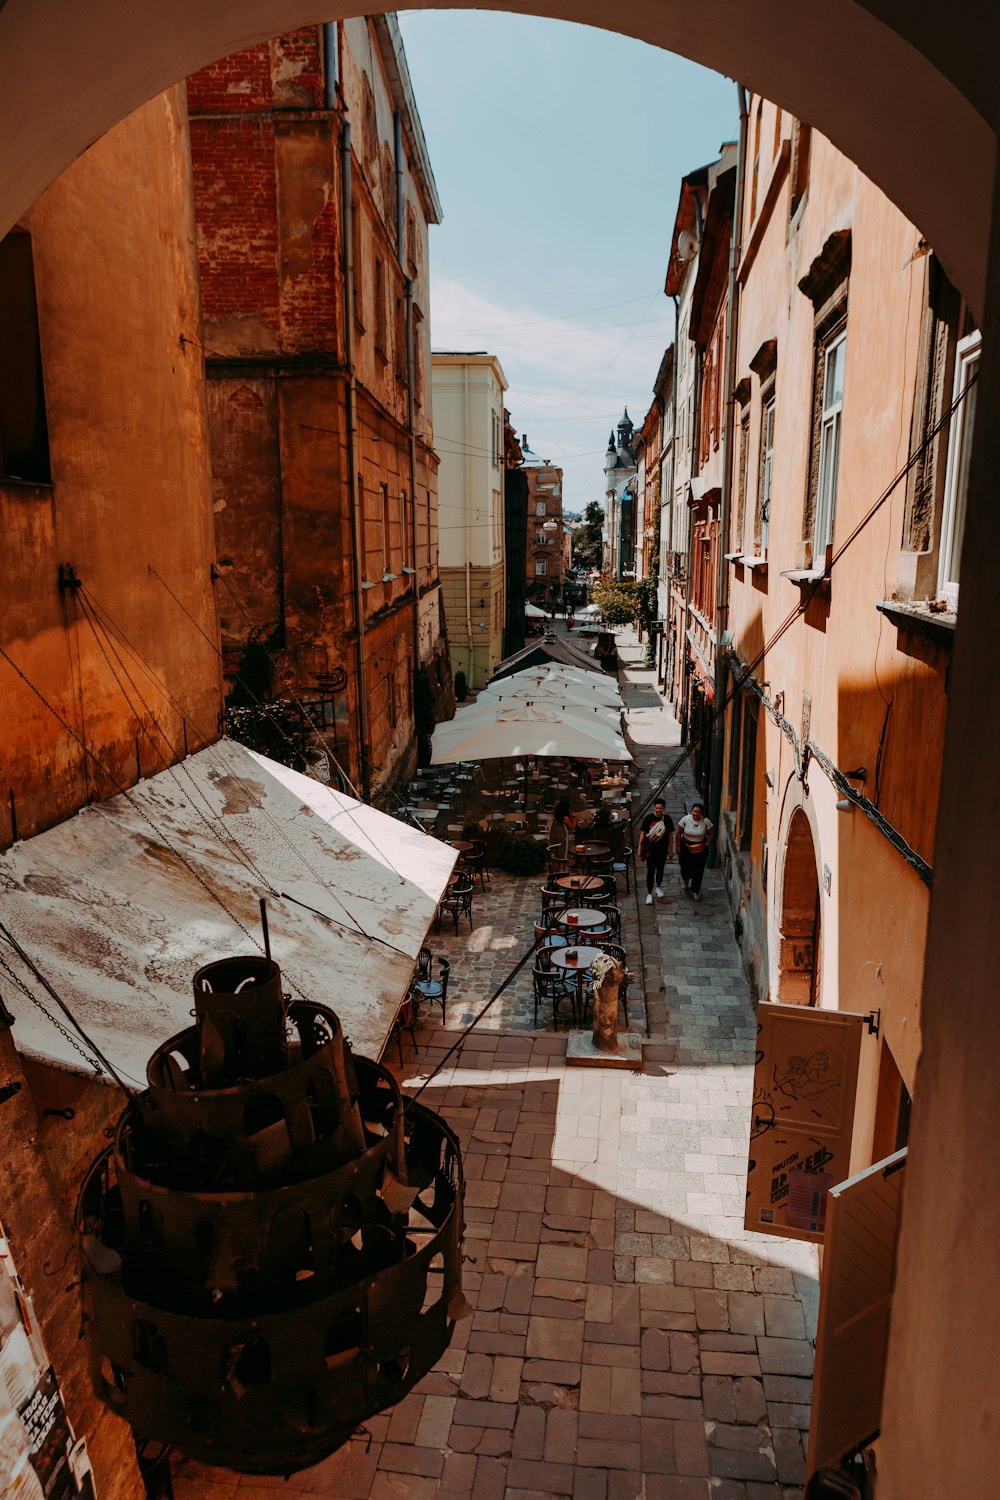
612 847 634 893
531 965 576 1029
436 875 474 934
462 838 490 891
411 956 451 1024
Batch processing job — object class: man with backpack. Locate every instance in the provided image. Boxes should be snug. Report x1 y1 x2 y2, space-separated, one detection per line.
638 797 674 905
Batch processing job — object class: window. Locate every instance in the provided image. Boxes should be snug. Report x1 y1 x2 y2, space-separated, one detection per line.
813 331 846 558
374 258 386 355
799 229 850 562
789 122 811 218
380 482 390 571
0 231 51 483
351 202 363 327
938 330 980 607
727 690 743 805
412 305 424 406
756 393 775 553
535 530 547 545
394 288 407 383
536 500 546 517
535 560 547 576
735 407 750 551
749 100 763 222
738 699 758 852
402 487 412 569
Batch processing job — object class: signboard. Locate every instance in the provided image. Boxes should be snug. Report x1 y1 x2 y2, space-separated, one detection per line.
0 1235 94 1500
807 1149 907 1471
745 1003 864 1242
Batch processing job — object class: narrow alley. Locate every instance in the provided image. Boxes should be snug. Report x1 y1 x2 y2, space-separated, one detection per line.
173 631 817 1500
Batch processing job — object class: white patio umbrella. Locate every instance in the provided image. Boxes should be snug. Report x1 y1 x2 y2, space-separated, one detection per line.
475 681 622 722
487 665 622 708
524 602 548 617
430 700 631 766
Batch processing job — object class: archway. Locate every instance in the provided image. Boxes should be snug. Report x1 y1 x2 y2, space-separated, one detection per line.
0 2 994 314
777 807 821 1005
0 6 999 1497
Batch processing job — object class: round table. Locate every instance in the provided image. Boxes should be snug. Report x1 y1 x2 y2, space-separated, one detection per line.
550 943 607 1024
550 944 606 973
573 841 611 862
554 874 604 894
553 907 608 931
450 840 475 855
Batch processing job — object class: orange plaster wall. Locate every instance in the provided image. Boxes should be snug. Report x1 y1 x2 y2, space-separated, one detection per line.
1 88 221 847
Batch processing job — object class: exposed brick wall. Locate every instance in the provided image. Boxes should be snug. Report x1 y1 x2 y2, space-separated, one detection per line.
189 115 280 337
186 43 273 113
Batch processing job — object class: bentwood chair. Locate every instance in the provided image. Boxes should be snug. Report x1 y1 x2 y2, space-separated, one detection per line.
531 965 576 1030
411 956 451 1025
437 874 474 934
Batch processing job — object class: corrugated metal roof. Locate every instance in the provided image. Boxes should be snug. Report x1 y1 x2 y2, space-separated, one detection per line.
0 741 456 1084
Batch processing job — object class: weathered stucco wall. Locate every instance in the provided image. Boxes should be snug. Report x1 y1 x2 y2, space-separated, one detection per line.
722 108 948 1171
1 88 220 848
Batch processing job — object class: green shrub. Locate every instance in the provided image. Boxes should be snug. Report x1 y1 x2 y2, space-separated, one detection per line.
497 834 547 877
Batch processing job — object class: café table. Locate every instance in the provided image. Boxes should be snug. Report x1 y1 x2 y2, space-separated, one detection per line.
450 840 475 855
572 842 612 869
554 874 605 895
549 943 607 1024
553 907 608 932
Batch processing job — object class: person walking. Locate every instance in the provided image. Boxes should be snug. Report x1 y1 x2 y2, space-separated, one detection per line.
677 800 714 901
638 798 674 905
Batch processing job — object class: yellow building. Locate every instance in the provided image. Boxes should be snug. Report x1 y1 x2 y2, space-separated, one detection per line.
431 352 508 690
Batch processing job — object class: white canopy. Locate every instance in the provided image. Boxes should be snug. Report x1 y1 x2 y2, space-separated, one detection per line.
0 741 456 1082
475 683 621 722
524 602 548 618
483 665 622 708
431 700 631 765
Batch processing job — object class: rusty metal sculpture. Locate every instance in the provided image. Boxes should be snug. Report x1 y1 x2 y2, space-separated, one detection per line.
76 956 465 1474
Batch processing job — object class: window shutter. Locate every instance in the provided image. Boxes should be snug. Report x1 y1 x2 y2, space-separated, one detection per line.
807 1148 907 1471
745 1002 864 1242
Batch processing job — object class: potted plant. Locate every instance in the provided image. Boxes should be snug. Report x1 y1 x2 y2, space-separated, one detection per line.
455 669 468 703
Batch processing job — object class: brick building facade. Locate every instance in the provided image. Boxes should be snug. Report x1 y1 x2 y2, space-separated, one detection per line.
188 19 451 800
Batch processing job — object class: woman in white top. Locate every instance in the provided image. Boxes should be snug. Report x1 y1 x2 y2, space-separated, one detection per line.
676 801 714 901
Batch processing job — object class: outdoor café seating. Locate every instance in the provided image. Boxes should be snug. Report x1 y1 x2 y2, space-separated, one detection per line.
410 954 451 1024
460 837 490 890
531 963 576 1029
436 872 474 934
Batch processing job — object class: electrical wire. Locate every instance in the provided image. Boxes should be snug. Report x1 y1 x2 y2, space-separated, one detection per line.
0 922 137 1094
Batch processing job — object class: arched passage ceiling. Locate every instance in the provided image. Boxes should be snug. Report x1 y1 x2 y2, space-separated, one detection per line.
0 1 994 314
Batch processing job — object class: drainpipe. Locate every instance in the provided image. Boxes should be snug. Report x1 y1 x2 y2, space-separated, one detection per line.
708 83 750 840
463 366 474 683
323 23 338 109
405 277 419 676
340 122 371 798
668 294 680 702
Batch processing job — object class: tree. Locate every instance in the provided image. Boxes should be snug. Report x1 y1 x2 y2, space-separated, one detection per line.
572 500 605 571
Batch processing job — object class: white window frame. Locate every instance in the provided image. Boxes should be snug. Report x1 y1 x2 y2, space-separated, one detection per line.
535 560 547 577
938 329 981 609
759 397 775 554
536 500 546 516
737 410 750 552
813 330 846 558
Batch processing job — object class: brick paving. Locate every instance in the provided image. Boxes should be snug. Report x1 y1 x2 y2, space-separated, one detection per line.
173 628 818 1500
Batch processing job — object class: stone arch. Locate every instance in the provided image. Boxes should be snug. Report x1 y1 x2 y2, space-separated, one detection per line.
0 3 993 314
777 806 821 1005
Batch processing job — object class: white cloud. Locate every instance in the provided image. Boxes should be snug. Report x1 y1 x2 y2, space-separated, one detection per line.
429 274 671 509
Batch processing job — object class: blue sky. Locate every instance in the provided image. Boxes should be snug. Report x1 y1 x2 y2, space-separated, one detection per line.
398 10 737 512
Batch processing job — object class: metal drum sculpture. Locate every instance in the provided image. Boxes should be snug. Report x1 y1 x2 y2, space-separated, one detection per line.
76 956 464 1474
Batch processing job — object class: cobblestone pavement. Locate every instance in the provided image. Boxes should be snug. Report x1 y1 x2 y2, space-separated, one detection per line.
173 629 818 1500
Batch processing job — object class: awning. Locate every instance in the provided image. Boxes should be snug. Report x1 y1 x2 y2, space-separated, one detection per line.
431 700 631 765
0 741 456 1083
